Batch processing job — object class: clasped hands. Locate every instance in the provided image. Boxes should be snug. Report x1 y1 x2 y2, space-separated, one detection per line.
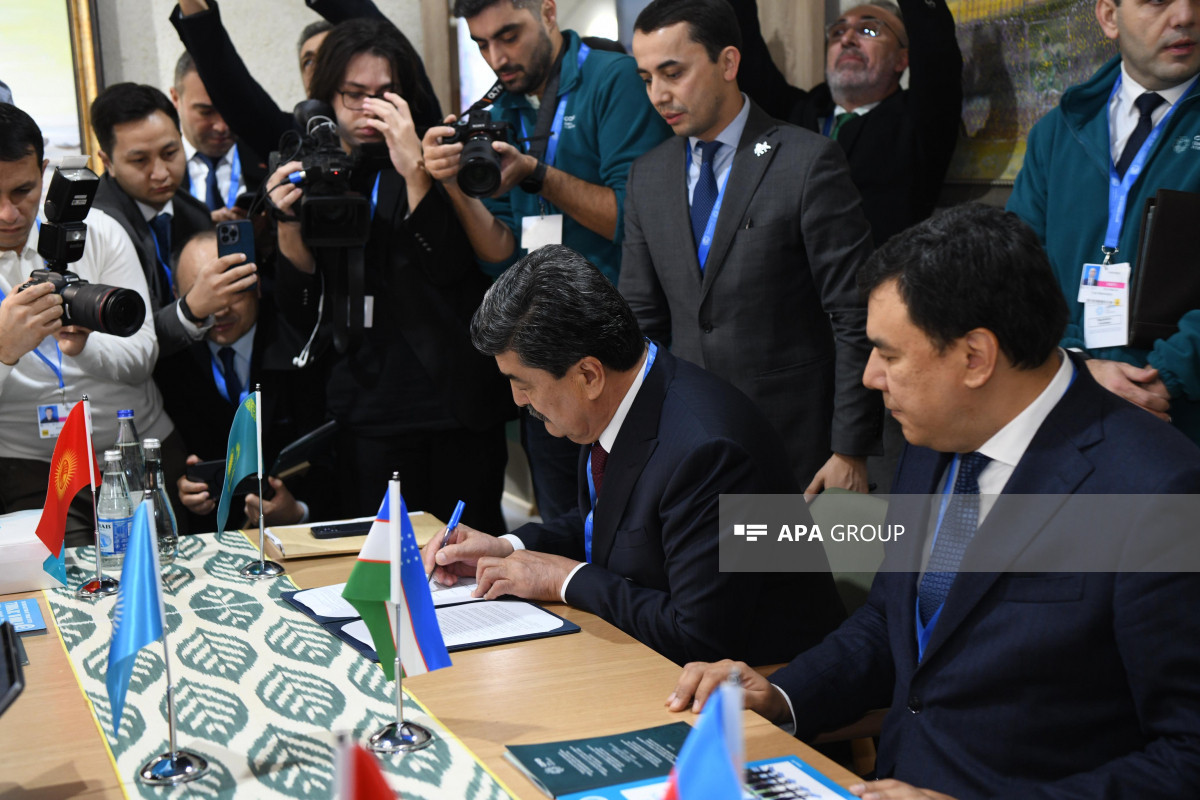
421 522 580 602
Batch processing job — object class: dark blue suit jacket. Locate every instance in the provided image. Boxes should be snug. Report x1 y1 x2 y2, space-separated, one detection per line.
771 354 1200 798
512 347 846 666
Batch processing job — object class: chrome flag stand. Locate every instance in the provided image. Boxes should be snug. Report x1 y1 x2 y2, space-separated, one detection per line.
76 395 118 598
367 474 434 754
240 385 284 580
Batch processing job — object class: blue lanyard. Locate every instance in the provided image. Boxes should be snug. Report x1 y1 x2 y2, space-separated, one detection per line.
210 349 249 405
0 248 65 391
188 146 243 208
1103 76 1182 257
584 340 657 562
149 218 173 291
520 44 591 169
684 142 730 268
370 173 381 220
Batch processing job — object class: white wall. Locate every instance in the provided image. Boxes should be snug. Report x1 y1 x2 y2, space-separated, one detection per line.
95 0 426 111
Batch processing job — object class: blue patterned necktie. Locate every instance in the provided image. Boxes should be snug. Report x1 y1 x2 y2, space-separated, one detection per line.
149 212 173 290
198 153 224 210
690 140 721 259
1115 92 1164 178
218 346 242 405
918 451 991 624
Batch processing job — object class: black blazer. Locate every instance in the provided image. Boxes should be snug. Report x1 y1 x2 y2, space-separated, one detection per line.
732 0 963 244
155 300 331 530
770 356 1200 797
513 347 846 666
92 173 214 357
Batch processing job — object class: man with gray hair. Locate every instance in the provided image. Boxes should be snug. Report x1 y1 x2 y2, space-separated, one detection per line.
424 244 845 666
732 0 963 245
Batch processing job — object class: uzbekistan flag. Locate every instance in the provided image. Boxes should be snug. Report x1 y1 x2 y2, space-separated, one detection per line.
215 391 261 534
106 497 166 736
35 399 101 585
342 485 451 680
662 676 745 800
335 737 394 800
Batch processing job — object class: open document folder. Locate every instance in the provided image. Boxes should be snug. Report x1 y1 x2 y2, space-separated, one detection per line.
283 582 580 655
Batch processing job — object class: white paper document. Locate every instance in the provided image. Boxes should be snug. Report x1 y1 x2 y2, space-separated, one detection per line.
341 600 565 651
293 582 357 619
430 578 484 607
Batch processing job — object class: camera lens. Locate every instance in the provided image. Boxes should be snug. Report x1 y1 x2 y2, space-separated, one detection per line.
458 136 503 198
59 283 146 337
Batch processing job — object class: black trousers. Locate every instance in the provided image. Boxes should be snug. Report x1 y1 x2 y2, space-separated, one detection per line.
335 423 509 535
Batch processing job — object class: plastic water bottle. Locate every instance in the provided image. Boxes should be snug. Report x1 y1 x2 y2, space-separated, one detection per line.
114 409 144 494
143 438 178 566
97 449 134 571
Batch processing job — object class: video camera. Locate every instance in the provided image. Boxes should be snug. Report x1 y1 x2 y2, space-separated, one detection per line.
269 100 371 247
17 157 146 338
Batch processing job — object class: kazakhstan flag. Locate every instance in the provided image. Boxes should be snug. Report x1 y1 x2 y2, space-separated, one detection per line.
216 392 259 534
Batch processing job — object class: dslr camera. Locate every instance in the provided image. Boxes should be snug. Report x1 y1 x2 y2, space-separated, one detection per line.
269 100 371 247
443 107 514 198
17 157 146 338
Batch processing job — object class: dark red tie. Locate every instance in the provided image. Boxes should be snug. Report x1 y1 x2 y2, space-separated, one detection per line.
590 442 608 497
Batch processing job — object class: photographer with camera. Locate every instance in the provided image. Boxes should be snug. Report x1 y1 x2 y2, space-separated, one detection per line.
0 104 175 545
265 19 513 534
422 0 670 521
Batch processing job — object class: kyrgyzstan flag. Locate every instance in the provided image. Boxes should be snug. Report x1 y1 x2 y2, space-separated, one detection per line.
661 675 744 800
35 400 101 585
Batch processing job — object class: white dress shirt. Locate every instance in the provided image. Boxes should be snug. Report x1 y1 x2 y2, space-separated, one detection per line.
1108 65 1199 165
686 93 751 204
182 139 244 208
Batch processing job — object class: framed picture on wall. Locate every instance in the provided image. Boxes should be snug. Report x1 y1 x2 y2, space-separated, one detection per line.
0 0 103 164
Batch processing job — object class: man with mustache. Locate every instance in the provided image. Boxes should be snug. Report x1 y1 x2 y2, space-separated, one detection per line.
1007 0 1200 446
731 0 962 247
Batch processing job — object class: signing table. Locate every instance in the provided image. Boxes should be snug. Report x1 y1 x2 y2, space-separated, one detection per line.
0 527 859 799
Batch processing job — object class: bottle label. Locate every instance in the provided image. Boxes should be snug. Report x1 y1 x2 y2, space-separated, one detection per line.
99 515 134 555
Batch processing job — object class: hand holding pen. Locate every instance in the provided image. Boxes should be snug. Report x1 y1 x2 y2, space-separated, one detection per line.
428 499 465 586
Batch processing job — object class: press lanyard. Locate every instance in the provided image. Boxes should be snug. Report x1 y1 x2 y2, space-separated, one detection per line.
0 237 66 393
584 340 657 562
149 219 173 291
520 44 591 169
1102 76 1181 261
209 349 249 405
225 144 242 209
684 142 730 268
370 173 381 220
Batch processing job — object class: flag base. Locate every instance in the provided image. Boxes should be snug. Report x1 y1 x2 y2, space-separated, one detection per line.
367 721 435 754
137 748 209 785
238 559 285 580
76 576 119 598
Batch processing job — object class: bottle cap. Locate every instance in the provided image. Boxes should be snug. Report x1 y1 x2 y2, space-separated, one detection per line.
117 409 134 419
143 438 161 449
103 449 121 461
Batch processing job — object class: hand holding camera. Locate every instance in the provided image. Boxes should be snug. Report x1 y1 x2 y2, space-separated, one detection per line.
0 282 63 366
423 108 520 199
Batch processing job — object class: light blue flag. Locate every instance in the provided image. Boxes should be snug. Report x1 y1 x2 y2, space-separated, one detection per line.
105 500 164 737
216 392 260 534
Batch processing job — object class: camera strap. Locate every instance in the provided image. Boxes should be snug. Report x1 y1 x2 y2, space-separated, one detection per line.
521 43 590 167
326 245 365 354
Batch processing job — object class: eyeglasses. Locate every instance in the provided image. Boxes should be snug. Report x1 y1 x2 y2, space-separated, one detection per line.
824 18 908 48
336 89 394 110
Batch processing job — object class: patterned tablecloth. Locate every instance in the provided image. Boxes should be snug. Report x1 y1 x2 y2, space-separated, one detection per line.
46 531 516 799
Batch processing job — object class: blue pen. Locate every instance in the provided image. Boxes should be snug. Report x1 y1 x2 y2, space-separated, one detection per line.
429 500 466 585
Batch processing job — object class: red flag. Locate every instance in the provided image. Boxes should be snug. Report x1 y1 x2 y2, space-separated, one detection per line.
337 740 394 800
35 401 100 561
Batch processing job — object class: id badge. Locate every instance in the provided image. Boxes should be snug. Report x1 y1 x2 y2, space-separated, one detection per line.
1083 299 1129 349
1077 261 1130 304
521 214 563 252
37 402 71 439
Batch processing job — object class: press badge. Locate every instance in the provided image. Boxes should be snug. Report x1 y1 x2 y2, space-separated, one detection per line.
36 402 71 439
1080 261 1130 349
1077 261 1130 304
521 214 563 252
